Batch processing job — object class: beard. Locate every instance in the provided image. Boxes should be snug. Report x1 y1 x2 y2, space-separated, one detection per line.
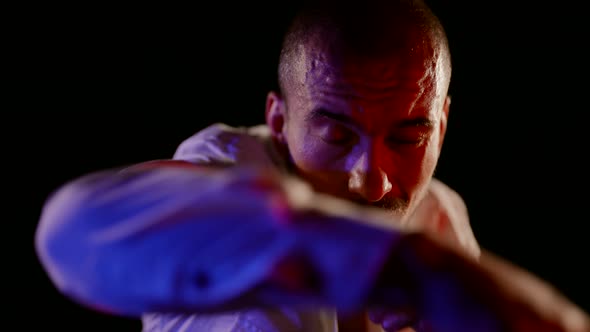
289 164 411 218
355 195 410 217
369 196 408 212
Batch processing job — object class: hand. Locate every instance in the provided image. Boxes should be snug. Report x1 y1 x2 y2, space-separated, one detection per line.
369 232 590 332
368 307 422 331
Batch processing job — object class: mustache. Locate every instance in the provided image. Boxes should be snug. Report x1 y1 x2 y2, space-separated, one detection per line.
353 195 409 212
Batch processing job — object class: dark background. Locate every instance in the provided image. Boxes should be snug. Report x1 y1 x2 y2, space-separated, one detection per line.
5 1 588 330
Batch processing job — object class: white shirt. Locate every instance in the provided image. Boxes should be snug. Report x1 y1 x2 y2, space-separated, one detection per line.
143 123 479 332
35 123 480 332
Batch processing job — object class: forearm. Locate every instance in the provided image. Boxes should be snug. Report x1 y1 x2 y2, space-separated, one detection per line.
474 251 590 332
368 232 590 332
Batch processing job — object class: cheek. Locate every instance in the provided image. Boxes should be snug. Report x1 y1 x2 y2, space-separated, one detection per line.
285 130 349 192
399 142 440 194
421 133 442 175
287 125 344 171
292 141 346 180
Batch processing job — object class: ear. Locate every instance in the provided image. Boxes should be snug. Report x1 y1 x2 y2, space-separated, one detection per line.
265 91 287 144
438 95 451 151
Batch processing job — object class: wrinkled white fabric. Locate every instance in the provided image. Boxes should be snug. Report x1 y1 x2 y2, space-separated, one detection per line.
35 123 479 332
140 123 479 332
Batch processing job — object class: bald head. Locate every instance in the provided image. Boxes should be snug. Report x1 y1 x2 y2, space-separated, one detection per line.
277 0 451 98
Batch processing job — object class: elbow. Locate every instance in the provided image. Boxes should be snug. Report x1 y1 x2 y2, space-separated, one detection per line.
34 169 181 317
34 175 112 311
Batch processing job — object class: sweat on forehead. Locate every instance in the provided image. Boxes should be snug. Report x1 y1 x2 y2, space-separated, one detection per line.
278 0 450 96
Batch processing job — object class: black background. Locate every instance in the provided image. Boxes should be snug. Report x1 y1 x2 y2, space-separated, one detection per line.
5 1 589 330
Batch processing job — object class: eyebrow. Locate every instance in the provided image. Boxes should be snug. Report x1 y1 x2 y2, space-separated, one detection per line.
306 108 356 126
306 108 435 129
399 117 435 129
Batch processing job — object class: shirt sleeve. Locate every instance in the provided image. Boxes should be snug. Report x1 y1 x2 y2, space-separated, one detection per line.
172 123 280 170
35 161 398 318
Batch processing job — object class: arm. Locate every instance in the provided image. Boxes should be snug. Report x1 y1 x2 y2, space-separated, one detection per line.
369 231 590 332
35 160 590 331
34 160 399 317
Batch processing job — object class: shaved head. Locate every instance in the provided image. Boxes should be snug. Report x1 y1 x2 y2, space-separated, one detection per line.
277 0 451 100
266 0 455 220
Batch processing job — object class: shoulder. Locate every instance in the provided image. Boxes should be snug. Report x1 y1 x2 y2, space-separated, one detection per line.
172 123 285 170
410 178 481 259
172 123 248 165
427 178 468 221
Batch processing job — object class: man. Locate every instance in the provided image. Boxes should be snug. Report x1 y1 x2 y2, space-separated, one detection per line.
35 0 589 331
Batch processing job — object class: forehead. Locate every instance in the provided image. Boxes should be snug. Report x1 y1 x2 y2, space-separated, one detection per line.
289 39 447 122
305 46 437 94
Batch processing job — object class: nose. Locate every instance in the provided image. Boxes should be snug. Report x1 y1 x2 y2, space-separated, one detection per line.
348 149 392 202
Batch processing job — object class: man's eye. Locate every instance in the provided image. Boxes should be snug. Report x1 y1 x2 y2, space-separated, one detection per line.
387 133 427 146
320 125 355 145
